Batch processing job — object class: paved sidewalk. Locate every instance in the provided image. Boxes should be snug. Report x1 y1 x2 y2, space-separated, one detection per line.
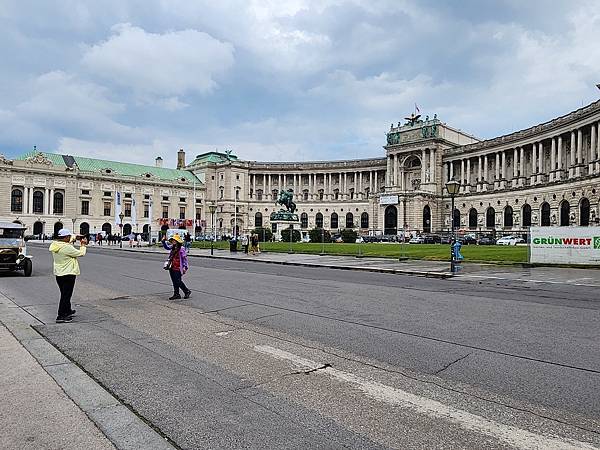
0 293 177 450
0 322 115 450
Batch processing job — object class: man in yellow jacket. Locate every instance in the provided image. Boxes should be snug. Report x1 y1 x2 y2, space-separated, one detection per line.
49 228 87 323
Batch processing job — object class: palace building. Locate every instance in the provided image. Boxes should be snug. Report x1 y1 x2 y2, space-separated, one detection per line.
2 100 600 239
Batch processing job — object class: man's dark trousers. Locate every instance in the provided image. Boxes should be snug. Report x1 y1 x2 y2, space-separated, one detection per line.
56 275 76 318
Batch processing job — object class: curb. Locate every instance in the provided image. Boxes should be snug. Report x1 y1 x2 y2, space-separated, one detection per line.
69 244 454 279
0 295 177 450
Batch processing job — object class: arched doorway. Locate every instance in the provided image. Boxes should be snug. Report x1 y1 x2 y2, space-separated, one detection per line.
486 207 495 228
143 224 149 234
468 208 477 229
452 209 460 230
79 222 90 236
560 201 570 226
422 205 431 233
540 202 551 226
580 198 590 226
123 223 132 235
385 205 398 235
102 223 112 234
33 221 44 236
54 221 63 237
522 204 532 227
504 206 513 228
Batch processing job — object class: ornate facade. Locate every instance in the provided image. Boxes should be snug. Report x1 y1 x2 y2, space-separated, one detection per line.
2 100 600 238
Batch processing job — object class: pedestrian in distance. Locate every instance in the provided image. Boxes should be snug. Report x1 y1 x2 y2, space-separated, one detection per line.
49 229 87 323
250 232 259 255
184 232 192 251
162 233 192 300
136 232 142 248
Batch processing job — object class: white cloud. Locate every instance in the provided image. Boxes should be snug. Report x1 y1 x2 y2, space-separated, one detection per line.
81 23 235 97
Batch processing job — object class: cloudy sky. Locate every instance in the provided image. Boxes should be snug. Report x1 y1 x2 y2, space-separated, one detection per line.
2 0 600 167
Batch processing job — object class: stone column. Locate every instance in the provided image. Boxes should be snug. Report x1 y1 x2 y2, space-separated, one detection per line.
358 172 363 199
460 159 465 192
590 123 596 174
519 147 525 186
495 152 500 188
28 187 34 214
466 158 471 192
430 148 435 183
596 123 600 173
49 188 54 214
549 138 556 181
43 188 48 215
328 173 333 198
477 156 482 192
386 156 392 186
570 130 576 177
556 136 563 180
293 173 297 197
501 151 506 188
512 148 518 187
449 161 454 180
267 174 272 199
369 171 373 195
483 155 489 191
576 128 583 176
421 149 427 184
530 143 537 185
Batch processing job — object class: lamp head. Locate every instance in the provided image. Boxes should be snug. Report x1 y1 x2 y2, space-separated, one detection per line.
445 179 461 196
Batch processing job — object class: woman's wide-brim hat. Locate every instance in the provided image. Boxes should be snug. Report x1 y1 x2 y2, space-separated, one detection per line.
170 234 184 244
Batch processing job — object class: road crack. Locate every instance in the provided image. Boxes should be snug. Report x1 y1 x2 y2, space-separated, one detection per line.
292 363 332 375
433 353 472 375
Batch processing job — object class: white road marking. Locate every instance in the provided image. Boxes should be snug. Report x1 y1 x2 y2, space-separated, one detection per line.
255 345 598 450
457 274 600 287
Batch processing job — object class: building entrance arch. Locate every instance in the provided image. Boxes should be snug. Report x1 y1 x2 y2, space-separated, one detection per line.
560 201 570 226
54 222 63 237
33 221 43 236
422 205 431 233
384 205 398 235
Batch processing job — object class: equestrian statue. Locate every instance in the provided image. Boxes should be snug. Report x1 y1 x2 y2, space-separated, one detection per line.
270 189 299 221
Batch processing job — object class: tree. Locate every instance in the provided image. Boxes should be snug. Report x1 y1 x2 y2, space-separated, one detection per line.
340 228 358 243
253 227 273 242
281 228 301 242
309 227 330 243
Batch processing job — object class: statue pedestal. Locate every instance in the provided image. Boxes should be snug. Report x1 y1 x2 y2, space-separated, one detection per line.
271 220 301 242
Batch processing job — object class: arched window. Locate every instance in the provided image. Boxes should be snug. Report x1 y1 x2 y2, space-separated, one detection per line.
522 204 532 227
11 188 23 212
560 201 570 226
33 221 44 236
423 205 431 233
315 212 323 228
486 207 496 228
53 191 64 214
468 208 478 229
580 198 590 226
360 212 369 229
301 213 308 228
330 212 338 229
452 209 460 230
122 223 131 235
504 206 514 228
345 212 354 228
254 212 263 227
80 222 90 236
102 223 112 234
53 222 63 238
32 191 44 214
540 202 551 226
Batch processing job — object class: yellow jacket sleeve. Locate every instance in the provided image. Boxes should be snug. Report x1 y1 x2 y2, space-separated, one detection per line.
60 244 87 258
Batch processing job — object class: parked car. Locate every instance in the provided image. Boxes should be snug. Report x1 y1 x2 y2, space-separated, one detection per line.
458 235 477 245
423 234 441 244
0 222 32 276
330 234 343 243
477 236 496 245
496 235 525 245
409 236 425 244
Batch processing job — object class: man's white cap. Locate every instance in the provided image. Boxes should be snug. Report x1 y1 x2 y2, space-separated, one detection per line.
57 228 72 237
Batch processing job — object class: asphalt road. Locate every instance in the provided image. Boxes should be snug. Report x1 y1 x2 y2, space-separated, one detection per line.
1 245 599 449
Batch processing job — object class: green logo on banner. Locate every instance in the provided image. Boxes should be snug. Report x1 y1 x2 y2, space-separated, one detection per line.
594 237 600 249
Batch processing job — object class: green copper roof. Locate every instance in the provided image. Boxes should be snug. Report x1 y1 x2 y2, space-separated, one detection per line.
18 151 200 183
187 151 238 166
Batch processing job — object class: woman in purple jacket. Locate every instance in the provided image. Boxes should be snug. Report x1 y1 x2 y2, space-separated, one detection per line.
162 234 192 300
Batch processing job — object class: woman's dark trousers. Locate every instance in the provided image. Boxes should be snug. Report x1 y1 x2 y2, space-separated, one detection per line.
56 275 76 318
169 269 189 295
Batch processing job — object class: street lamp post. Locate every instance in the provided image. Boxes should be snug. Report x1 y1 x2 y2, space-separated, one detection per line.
445 179 461 273
119 212 124 248
71 217 76 235
233 186 240 241
209 202 217 256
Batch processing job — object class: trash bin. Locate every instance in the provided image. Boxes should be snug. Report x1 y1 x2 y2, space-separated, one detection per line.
229 239 238 252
